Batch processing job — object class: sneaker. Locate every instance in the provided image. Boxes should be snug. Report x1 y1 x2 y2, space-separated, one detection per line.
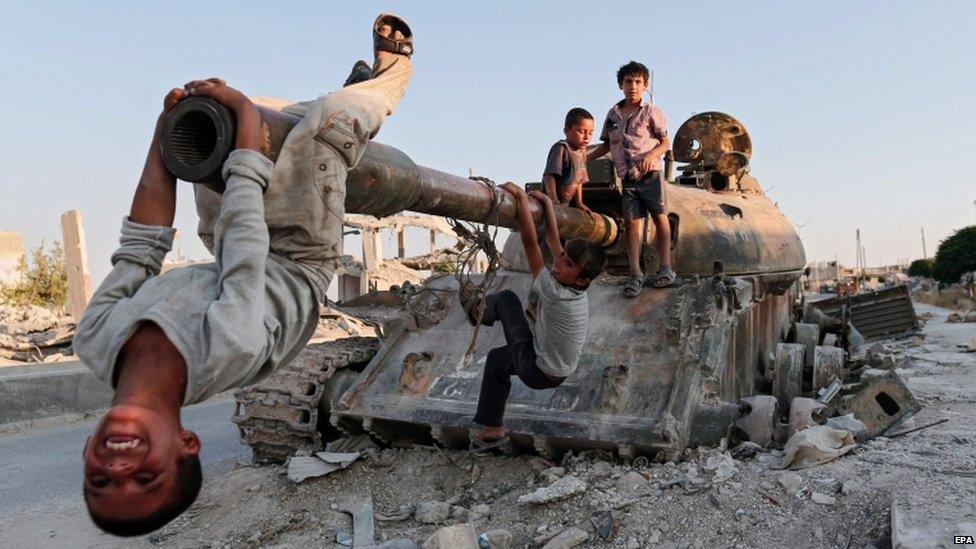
343 60 372 87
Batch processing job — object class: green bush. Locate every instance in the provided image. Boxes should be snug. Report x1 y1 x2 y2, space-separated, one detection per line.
907 258 933 278
0 241 68 309
932 226 976 285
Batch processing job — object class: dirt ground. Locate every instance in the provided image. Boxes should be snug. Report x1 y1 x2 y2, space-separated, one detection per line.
2 302 974 548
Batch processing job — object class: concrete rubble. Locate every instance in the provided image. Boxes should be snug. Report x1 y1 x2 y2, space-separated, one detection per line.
0 304 75 364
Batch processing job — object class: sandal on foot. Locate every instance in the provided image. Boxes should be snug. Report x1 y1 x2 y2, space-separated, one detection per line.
651 267 677 288
471 436 510 454
623 275 643 298
373 14 414 58
458 281 485 326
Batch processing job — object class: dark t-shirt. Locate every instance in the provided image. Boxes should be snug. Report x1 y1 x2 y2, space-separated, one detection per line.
543 140 588 205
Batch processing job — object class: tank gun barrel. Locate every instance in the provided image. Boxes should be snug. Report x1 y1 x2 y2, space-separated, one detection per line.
160 98 618 246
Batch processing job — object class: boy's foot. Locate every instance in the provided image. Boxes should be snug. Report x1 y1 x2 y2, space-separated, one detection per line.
623 274 643 298
373 13 413 58
343 60 372 87
651 267 677 288
458 280 486 326
471 436 510 454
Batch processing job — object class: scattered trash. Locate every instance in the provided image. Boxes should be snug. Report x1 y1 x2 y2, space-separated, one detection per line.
782 425 857 470
825 414 868 440
339 495 375 548
886 417 948 438
287 451 363 483
590 510 615 540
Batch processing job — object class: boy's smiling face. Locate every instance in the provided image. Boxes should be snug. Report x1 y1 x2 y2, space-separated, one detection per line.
83 405 199 520
563 118 594 150
619 74 647 103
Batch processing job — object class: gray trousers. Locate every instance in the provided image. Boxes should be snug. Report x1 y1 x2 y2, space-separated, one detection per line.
193 53 413 301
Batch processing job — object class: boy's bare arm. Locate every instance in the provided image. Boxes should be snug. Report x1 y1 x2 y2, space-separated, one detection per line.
500 182 545 277
587 142 610 162
128 79 262 228
528 190 563 257
573 183 591 214
543 174 559 203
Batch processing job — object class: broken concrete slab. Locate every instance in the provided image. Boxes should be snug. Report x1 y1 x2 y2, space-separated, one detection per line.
517 475 587 505
892 498 976 549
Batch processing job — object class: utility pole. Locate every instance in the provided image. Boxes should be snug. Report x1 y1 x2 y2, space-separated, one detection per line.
921 227 928 259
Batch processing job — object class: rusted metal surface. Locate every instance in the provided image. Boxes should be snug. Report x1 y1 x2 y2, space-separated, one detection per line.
772 343 804 410
809 285 918 341
837 372 920 439
788 397 827 438
735 395 778 446
161 102 805 280
161 100 618 247
672 112 752 168
209 106 816 461
331 270 800 460
233 337 380 463
812 346 844 394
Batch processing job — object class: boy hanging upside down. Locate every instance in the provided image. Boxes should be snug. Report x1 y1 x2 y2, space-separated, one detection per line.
460 184 607 447
73 14 413 536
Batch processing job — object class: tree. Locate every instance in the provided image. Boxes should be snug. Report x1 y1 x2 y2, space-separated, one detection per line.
907 258 933 278
932 226 976 285
0 241 68 308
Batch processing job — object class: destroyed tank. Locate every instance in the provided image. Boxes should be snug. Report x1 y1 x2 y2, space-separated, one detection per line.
162 101 847 463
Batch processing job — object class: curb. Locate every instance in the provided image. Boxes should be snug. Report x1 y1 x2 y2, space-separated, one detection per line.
0 361 112 425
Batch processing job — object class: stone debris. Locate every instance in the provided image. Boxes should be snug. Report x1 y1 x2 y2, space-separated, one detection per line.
540 527 589 549
614 471 649 492
476 528 513 549
811 492 836 505
414 501 451 524
776 471 804 495
423 523 478 549
517 475 587 505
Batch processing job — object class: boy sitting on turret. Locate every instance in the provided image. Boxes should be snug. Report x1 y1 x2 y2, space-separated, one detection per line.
460 184 606 447
542 107 595 214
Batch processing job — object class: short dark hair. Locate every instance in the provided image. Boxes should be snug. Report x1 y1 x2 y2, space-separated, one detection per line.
617 61 650 86
564 107 594 129
86 455 202 537
565 238 607 283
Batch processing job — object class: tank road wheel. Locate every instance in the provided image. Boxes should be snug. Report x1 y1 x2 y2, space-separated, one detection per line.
233 336 380 463
735 395 778 447
771 343 804 413
792 323 819 369
812 345 844 394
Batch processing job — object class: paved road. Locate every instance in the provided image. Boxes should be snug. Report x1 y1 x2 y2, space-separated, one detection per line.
0 396 248 521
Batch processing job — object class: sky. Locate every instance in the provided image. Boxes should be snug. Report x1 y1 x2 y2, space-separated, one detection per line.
1 1 974 288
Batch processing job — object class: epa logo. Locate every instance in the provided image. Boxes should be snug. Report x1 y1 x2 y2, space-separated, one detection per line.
955 535 975 544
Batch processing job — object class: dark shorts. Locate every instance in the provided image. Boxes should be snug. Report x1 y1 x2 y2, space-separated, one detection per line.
622 170 667 219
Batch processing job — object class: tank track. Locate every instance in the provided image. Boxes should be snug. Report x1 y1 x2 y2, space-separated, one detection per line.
232 336 380 463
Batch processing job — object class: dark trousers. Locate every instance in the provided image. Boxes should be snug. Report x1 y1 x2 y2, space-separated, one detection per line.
473 290 565 428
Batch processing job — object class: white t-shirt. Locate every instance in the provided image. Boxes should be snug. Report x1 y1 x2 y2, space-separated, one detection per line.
527 269 588 378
